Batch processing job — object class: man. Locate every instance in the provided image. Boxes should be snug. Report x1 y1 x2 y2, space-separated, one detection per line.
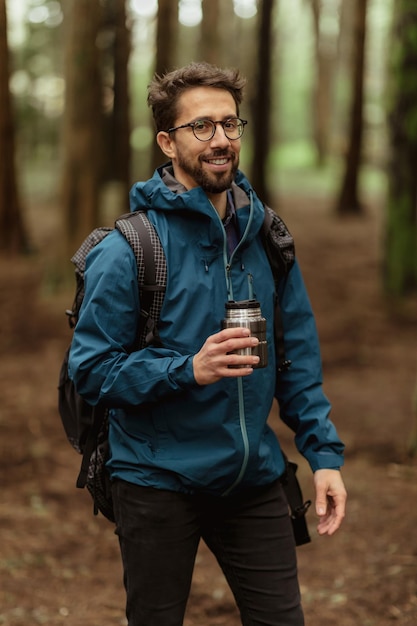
69 62 347 626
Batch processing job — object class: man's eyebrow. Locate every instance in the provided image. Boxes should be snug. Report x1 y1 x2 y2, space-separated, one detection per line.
189 115 238 122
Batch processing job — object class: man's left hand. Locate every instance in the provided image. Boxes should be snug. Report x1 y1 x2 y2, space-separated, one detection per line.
313 469 347 536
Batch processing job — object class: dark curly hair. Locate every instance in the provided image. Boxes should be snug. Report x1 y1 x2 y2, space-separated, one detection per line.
147 62 246 133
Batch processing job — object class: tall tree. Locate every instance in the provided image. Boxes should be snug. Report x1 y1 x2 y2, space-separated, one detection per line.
384 0 417 296
150 0 179 173
335 0 368 214
219 1 239 68
0 0 28 254
102 0 131 198
200 0 220 65
309 0 338 166
60 0 103 253
250 0 276 205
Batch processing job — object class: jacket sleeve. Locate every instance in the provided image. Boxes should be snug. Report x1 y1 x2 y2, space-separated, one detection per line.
275 259 345 472
68 229 199 407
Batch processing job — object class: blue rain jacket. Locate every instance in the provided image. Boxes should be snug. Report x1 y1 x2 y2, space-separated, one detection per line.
69 164 344 496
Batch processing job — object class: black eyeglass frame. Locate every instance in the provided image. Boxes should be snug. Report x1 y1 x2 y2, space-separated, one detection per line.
165 117 248 142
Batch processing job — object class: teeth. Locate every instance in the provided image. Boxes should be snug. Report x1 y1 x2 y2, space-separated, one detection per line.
209 158 228 165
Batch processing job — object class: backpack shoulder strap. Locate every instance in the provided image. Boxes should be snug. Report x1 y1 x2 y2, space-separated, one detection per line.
115 211 167 348
261 205 295 282
261 206 295 372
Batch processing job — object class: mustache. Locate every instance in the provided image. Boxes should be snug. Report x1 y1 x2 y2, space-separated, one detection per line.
202 149 235 160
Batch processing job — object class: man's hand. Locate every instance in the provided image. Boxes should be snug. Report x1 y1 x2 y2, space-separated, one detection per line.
314 469 347 536
193 328 260 385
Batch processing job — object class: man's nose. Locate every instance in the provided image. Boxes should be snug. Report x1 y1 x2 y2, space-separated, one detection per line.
210 123 231 146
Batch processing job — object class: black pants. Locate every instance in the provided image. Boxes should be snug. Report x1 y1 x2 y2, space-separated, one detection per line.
112 478 304 626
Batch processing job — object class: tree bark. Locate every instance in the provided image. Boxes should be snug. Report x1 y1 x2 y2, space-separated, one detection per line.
250 0 276 205
310 0 336 166
0 0 28 255
335 0 368 214
200 0 220 65
60 0 103 253
105 0 131 195
150 0 179 173
384 0 417 296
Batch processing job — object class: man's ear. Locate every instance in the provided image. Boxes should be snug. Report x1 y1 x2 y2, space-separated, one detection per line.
157 131 176 159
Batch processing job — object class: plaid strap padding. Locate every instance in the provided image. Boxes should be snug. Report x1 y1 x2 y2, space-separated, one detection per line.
71 227 113 274
116 211 167 348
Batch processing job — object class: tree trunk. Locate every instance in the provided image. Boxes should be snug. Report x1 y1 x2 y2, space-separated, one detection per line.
384 0 417 296
335 0 368 214
250 0 276 205
105 0 131 197
60 0 103 253
0 0 28 255
220 1 244 69
150 0 179 173
200 0 220 65
310 0 336 166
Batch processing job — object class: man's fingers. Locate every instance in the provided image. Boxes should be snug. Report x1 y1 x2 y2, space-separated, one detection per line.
313 469 347 536
193 328 260 385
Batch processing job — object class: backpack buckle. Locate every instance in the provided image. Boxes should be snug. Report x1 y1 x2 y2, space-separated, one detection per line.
65 309 77 329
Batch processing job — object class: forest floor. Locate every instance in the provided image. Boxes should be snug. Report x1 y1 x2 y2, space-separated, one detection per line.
1 193 417 626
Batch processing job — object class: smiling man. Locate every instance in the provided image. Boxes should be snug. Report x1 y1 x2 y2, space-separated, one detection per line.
69 62 346 626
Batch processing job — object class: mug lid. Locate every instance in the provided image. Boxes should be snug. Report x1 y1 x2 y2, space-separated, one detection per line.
225 299 260 310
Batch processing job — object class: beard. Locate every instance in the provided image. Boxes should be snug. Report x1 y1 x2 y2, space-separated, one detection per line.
177 150 239 194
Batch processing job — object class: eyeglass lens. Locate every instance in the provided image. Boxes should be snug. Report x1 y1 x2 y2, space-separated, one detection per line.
193 119 244 140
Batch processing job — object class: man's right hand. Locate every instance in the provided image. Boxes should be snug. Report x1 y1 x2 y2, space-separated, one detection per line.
192 327 260 385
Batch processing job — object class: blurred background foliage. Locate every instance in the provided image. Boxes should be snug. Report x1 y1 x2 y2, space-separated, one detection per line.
0 0 416 299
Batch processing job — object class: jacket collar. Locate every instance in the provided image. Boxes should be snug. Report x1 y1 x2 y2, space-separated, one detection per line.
129 163 264 241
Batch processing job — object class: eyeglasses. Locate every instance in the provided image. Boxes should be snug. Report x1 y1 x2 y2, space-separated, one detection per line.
165 117 247 141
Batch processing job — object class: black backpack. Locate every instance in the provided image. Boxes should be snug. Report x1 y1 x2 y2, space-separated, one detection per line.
58 206 311 544
58 210 166 521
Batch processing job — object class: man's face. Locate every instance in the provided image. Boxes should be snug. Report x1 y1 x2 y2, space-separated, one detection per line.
159 86 241 195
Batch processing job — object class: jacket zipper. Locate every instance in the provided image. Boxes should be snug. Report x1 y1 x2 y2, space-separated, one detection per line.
212 193 255 495
221 192 255 302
